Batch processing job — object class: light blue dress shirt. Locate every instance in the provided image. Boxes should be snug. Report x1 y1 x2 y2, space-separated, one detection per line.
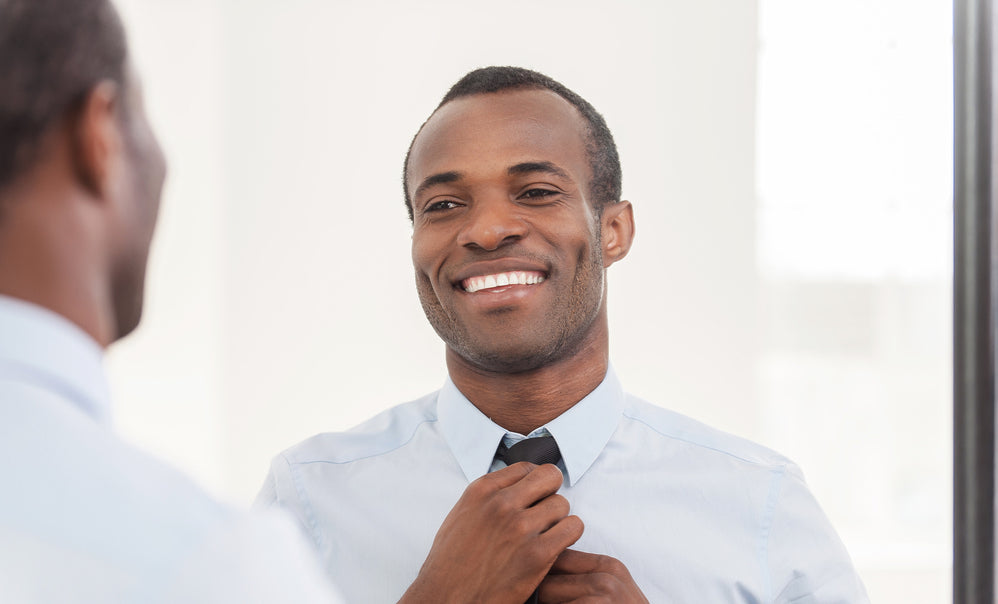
258 366 870 603
0 295 342 603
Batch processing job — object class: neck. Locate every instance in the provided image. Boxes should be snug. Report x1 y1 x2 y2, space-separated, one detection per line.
446 316 610 435
0 185 114 348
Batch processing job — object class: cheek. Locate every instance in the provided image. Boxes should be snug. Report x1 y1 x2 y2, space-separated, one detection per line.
550 222 599 261
411 233 445 289
410 236 430 275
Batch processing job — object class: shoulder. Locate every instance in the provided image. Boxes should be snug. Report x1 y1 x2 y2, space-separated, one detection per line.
0 389 266 589
619 393 798 474
0 383 230 531
162 508 346 604
0 377 342 601
278 390 441 466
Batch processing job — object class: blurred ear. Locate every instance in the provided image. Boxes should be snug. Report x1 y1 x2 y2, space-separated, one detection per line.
601 200 634 267
70 81 124 199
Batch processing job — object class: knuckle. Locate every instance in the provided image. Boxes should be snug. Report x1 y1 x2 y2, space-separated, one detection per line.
493 490 517 515
550 494 570 514
510 514 533 536
593 572 618 593
565 514 585 535
539 463 563 481
604 556 626 575
466 477 491 498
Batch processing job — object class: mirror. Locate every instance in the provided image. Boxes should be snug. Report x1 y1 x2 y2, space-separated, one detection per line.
108 1 954 601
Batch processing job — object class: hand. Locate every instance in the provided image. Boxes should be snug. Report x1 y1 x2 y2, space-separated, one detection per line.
537 549 650 603
399 463 583 604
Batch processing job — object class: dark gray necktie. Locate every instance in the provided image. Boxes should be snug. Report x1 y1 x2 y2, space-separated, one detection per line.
495 435 562 467
493 435 562 604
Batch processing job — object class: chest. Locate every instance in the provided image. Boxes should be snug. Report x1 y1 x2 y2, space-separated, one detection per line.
300 460 770 604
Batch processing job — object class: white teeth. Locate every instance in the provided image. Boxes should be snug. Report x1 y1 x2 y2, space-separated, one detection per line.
463 271 545 293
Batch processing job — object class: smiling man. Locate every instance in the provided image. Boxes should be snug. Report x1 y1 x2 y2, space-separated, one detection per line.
259 67 869 603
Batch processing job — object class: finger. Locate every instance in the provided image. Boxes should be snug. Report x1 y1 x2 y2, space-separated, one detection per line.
536 514 584 557
538 572 616 601
540 593 604 604
478 461 539 490
505 462 564 507
525 492 571 532
537 572 592 601
548 549 608 575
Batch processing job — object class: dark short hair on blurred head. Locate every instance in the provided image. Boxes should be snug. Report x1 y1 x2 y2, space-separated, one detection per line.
0 0 128 191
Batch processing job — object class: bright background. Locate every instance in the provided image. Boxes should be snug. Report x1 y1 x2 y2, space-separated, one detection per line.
107 1 953 601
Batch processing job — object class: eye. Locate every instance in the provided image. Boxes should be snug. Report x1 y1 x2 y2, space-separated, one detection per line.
423 199 462 213
519 188 560 200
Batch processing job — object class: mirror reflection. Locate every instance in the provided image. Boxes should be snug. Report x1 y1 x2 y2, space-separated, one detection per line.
105 1 952 602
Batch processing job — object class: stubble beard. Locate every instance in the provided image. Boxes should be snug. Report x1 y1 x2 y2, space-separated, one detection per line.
415 243 606 375
109 115 163 343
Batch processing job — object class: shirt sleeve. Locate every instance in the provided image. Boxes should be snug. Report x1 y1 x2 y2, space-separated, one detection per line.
161 508 344 604
254 453 322 551
766 464 871 604
254 466 280 508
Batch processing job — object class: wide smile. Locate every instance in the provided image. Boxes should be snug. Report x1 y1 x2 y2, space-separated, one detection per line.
460 270 547 293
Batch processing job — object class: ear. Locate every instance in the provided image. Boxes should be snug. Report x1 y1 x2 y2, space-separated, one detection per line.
70 81 124 199
600 200 634 267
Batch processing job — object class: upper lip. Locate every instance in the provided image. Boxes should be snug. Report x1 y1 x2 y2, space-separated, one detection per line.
451 259 550 288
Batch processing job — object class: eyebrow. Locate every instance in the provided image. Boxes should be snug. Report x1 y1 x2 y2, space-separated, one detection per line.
507 161 571 181
413 171 463 200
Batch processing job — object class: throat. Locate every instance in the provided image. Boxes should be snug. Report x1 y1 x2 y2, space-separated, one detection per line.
446 351 608 435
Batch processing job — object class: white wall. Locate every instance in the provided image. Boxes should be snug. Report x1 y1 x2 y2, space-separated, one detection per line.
106 1 952 602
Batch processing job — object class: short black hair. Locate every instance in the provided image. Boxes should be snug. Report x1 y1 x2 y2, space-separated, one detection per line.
402 66 622 221
0 0 128 191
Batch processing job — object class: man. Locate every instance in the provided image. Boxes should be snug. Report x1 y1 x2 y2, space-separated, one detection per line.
259 67 870 603
0 1 347 601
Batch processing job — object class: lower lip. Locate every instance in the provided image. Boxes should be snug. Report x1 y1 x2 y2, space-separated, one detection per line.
459 282 544 309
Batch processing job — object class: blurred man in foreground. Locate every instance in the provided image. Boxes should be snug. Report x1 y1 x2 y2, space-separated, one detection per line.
0 1 343 601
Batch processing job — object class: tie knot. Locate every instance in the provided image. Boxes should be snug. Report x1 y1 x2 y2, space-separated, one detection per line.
496 435 561 466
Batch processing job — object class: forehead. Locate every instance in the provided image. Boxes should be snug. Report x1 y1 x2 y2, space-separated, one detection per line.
408 88 590 194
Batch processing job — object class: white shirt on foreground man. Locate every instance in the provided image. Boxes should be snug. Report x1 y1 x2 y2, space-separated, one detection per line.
0 296 344 603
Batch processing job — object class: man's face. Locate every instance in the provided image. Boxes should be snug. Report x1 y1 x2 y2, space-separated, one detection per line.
408 88 608 373
109 72 166 340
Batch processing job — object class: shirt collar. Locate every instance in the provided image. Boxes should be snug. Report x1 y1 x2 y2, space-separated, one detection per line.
0 295 111 425
438 365 625 487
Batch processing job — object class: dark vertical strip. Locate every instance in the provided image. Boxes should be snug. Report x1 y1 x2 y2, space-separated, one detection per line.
954 0 996 602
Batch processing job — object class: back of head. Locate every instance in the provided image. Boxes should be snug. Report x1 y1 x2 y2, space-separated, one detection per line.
403 66 622 220
0 0 127 194
0 0 162 346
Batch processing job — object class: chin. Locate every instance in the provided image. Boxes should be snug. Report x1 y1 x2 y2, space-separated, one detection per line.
113 304 144 342
110 277 146 342
110 251 150 342
456 342 562 375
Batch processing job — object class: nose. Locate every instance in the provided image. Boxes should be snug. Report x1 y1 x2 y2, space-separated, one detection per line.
455 196 527 251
